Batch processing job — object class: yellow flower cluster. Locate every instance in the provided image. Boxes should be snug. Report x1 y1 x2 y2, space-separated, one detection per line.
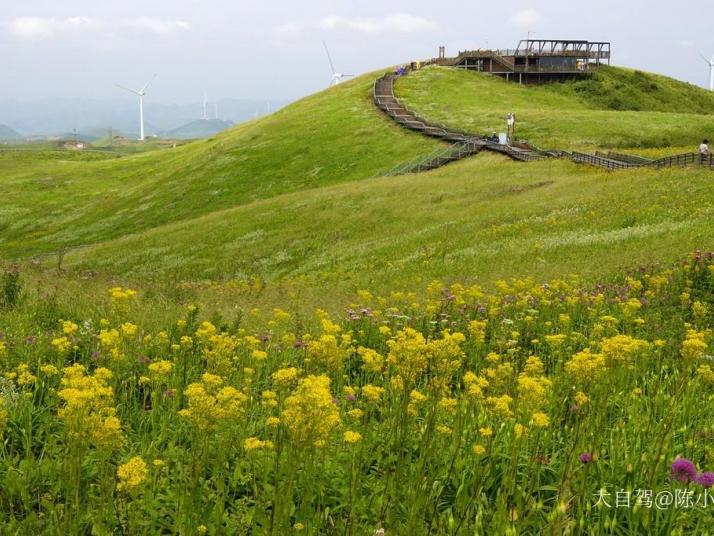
179 373 248 431
109 287 137 301
244 437 274 451
57 364 124 450
16 364 37 386
358 347 384 374
387 328 428 384
343 431 362 444
281 374 340 448
51 337 72 354
148 360 173 381
361 384 384 402
61 320 79 335
599 335 650 364
203 331 240 375
272 367 300 386
681 329 710 361
564 348 607 383
387 328 465 389
116 456 148 492
468 320 488 343
307 332 353 371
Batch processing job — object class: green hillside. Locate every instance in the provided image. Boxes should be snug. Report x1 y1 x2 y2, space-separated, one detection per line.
56 152 713 307
2 65 714 309
397 66 714 149
0 73 441 258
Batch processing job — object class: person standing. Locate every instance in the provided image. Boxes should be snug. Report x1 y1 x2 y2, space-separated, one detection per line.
700 139 710 164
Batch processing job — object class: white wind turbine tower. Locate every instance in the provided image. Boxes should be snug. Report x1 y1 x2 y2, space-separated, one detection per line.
700 52 714 91
202 92 209 120
116 75 156 141
323 41 353 86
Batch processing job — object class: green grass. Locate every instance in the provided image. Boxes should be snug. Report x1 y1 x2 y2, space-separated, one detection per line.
49 153 713 311
3 62 714 535
397 66 714 149
0 72 440 258
2 64 714 314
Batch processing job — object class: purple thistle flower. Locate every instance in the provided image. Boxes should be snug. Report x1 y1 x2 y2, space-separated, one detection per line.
697 472 714 488
579 452 592 464
671 458 697 482
346 394 356 402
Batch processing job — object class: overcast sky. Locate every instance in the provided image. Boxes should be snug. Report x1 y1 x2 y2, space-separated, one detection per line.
2 0 713 104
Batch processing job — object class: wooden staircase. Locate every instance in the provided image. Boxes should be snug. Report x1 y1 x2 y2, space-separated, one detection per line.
372 68 714 174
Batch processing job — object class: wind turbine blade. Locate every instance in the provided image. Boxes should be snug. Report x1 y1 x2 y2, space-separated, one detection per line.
699 52 712 64
116 84 140 95
322 40 336 75
140 73 157 93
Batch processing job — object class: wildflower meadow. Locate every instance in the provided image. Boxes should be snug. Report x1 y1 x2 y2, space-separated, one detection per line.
0 252 712 534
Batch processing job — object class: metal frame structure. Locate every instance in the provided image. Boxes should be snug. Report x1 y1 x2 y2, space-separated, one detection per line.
431 39 611 82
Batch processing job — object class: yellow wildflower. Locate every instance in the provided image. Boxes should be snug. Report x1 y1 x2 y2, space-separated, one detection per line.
116 456 148 492
344 430 362 444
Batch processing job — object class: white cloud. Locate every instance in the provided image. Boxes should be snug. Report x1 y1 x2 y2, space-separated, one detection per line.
10 16 98 40
508 9 542 30
124 17 190 35
318 13 436 34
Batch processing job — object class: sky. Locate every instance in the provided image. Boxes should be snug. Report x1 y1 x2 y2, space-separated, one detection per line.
1 0 713 104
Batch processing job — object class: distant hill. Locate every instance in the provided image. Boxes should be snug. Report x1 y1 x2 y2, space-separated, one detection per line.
0 98 289 138
161 118 234 139
0 124 22 141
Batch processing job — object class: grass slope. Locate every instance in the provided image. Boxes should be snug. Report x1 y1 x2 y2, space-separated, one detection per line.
58 153 714 308
3 63 714 312
0 73 440 258
397 66 714 149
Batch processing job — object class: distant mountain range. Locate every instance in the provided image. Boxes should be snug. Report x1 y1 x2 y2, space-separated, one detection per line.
0 124 22 141
0 98 289 139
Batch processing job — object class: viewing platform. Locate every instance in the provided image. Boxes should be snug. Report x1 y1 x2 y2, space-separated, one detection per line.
429 39 611 83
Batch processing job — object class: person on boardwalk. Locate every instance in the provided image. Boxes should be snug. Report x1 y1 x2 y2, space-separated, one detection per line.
701 139 709 163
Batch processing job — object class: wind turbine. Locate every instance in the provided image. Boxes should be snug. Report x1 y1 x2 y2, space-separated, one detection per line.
116 74 156 141
322 41 353 86
700 52 714 91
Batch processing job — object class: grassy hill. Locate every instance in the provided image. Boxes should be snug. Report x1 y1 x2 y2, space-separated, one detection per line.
0 74 440 258
56 152 714 309
1 65 714 310
397 66 714 149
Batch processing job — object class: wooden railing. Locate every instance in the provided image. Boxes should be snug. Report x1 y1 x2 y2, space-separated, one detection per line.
372 67 714 174
596 151 654 165
570 152 634 170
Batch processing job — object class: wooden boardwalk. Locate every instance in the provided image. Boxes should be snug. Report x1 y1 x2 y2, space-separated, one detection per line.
373 69 714 174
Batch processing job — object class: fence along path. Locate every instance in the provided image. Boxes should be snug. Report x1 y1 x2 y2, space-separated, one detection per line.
373 68 714 174
373 72 543 174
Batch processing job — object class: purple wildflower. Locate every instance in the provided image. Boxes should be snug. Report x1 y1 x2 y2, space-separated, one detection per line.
346 394 356 402
697 472 714 488
671 458 698 482
579 452 592 464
